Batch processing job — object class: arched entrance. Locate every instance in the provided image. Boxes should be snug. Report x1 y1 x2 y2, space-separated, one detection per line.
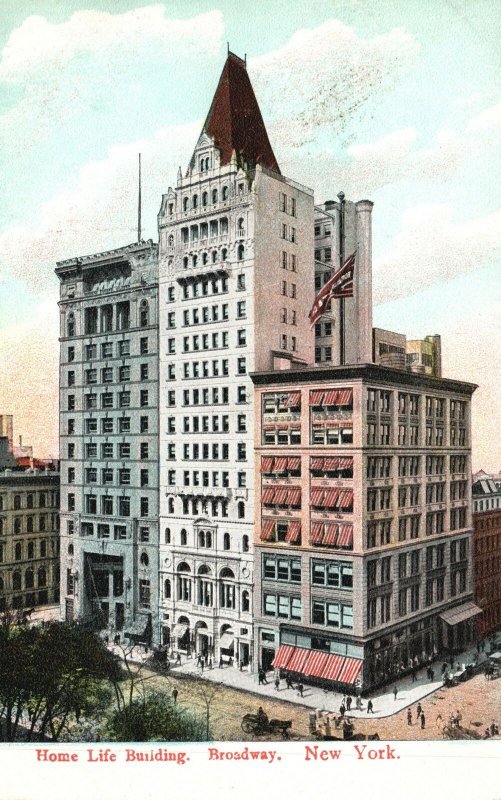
174 615 190 653
195 621 210 658
219 623 235 664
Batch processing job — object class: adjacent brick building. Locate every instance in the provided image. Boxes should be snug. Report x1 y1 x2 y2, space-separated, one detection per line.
473 476 501 638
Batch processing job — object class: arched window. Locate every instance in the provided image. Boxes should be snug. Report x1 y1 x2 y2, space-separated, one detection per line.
27 542 34 559
164 579 171 599
211 250 218 264
168 234 174 246
242 534 249 553
198 530 205 548
221 248 227 261
165 527 171 544
38 568 47 587
202 191 208 207
139 301 149 327
183 256 189 269
140 552 149 567
238 501 245 520
222 186 229 201
198 564 211 575
183 197 189 212
205 157 210 171
237 217 245 235
13 571 21 591
68 544 74 556
15 543 22 561
14 495 21 510
180 528 187 546
177 562 191 573
25 569 34 589
223 532 230 551
237 244 245 261
242 590 250 612
168 497 174 513
192 194 198 209
206 531 212 548
202 252 208 265
220 567 234 579
67 313 75 337
212 189 218 205
192 255 198 268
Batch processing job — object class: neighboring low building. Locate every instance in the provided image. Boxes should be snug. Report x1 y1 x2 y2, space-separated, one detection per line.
251 364 478 691
473 476 501 638
373 329 442 378
0 468 60 615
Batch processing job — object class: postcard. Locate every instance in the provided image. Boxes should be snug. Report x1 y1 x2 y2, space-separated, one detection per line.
0 2 499 799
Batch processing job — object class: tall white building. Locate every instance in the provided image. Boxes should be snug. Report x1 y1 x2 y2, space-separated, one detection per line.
157 52 315 665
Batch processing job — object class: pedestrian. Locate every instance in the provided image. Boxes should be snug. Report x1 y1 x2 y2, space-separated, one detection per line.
420 712 426 730
441 662 447 676
339 703 346 717
200 660 204 673
258 669 264 685
239 660 244 671
286 674 293 689
346 695 352 711
416 702 422 718
407 708 412 726
411 668 417 682
175 652 181 665
274 675 280 691
367 699 374 714
430 668 435 681
172 688 178 704
219 655 224 668
355 695 362 710
197 654 202 668
297 683 304 698
208 657 213 670
393 685 398 700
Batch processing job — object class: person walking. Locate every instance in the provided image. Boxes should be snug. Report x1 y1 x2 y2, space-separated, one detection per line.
411 668 417 683
407 708 412 726
416 702 422 719
274 675 280 691
172 688 178 704
258 668 264 685
208 657 213 670
196 654 202 668
297 683 304 698
175 652 181 665
367 699 374 714
420 712 426 730
218 655 224 669
393 685 398 701
346 695 352 711
339 702 346 717
285 674 293 690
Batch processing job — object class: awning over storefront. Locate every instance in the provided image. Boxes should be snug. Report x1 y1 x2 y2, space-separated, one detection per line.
439 601 483 626
303 650 329 678
287 647 310 674
219 633 234 649
338 388 353 406
321 654 345 681
337 657 363 684
272 644 295 670
310 390 324 405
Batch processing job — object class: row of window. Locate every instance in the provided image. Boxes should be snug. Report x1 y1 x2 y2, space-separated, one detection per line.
163 528 248 550
69 494 151 517
0 539 55 561
181 470 247 488
176 303 244 328
73 363 150 386
366 422 467 447
178 386 230 406
0 515 57 535
81 441 150 459
279 192 297 217
70 301 149 337
262 555 353 589
0 492 58 511
367 511 469 548
79 416 150 436
178 439 247 461
70 467 150 488
0 567 49 590
180 358 246 380
182 245 243 270
366 455 466 478
67 389 151 412
180 276 228 300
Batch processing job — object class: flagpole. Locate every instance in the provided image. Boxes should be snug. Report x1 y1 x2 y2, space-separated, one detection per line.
337 191 345 364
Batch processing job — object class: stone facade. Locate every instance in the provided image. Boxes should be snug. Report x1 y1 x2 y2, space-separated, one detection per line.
472 477 501 638
56 240 160 644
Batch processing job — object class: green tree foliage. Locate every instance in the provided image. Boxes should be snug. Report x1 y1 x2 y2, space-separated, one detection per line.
106 690 206 742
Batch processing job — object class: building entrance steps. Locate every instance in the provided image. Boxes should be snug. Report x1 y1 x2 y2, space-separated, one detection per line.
109 640 492 720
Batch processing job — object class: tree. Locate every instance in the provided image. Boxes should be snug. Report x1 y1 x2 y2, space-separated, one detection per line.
106 691 205 742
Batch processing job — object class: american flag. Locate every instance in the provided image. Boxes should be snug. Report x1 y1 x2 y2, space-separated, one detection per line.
308 252 355 326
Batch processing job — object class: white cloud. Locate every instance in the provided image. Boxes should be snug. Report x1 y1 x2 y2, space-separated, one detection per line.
250 20 419 148
374 203 501 303
0 120 198 291
0 7 223 82
468 102 501 132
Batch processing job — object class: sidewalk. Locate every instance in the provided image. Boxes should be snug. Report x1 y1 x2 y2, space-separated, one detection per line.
114 641 490 720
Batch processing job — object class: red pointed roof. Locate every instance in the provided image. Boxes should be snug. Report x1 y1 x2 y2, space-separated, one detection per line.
203 52 280 174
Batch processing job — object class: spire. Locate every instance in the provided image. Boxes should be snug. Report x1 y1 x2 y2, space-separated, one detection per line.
202 51 280 174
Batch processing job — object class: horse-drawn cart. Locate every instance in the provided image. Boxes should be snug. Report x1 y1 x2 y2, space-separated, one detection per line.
241 713 292 739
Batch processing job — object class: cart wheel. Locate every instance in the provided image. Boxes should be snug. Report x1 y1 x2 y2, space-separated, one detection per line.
242 720 255 734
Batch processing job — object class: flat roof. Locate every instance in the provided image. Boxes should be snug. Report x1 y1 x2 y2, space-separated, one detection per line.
250 362 477 395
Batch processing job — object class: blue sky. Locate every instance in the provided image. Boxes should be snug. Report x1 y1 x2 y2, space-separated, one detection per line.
0 1 499 467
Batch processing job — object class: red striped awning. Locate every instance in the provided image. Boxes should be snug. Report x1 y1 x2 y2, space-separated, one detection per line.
310 390 324 405
323 389 340 405
337 657 363 684
287 391 301 407
286 520 301 544
303 650 329 678
263 424 276 431
310 522 324 544
324 487 340 507
274 486 289 505
287 487 301 507
324 457 340 471
272 644 295 670
287 647 310 674
310 457 325 471
338 457 353 470
311 488 325 506
274 457 288 472
260 519 275 541
338 489 354 510
288 456 301 471
337 388 353 406
337 524 353 548
261 456 274 472
321 654 345 681
262 487 275 504
312 421 325 428
323 523 339 546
